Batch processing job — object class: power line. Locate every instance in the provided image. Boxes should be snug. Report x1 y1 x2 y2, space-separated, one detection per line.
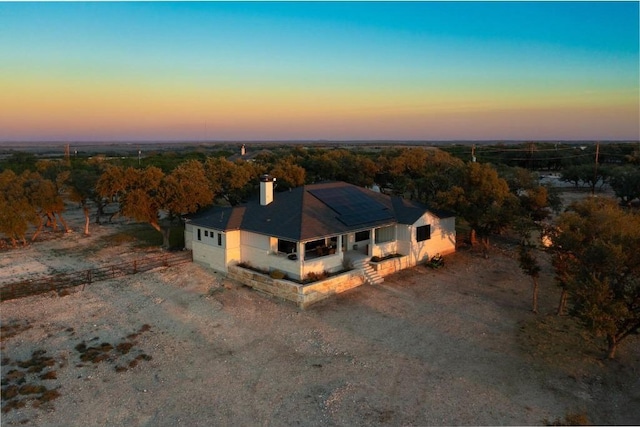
474 153 594 162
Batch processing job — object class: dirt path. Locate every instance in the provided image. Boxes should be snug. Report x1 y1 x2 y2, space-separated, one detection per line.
2 240 639 426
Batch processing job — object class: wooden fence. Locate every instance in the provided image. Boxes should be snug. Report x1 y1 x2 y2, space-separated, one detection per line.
0 251 192 302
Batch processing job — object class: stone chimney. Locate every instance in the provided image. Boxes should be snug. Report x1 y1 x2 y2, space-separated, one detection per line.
260 174 276 206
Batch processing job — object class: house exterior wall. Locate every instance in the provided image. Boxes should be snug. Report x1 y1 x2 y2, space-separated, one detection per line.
301 253 344 278
240 231 272 270
185 223 194 250
371 240 399 258
191 230 222 272
405 213 456 266
225 230 242 267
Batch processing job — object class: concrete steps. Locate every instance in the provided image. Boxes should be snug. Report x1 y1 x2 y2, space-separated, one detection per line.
352 258 384 286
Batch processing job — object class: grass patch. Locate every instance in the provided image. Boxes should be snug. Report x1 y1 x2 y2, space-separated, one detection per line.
106 224 185 248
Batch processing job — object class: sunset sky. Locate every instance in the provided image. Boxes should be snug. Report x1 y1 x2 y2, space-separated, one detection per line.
1 1 638 142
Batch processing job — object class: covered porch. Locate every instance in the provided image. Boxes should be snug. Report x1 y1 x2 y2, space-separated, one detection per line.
268 225 396 280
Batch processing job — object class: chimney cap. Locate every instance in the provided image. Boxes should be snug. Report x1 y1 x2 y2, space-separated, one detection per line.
260 174 276 182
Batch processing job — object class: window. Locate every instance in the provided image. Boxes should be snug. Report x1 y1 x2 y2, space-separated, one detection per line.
197 228 201 241
304 239 325 251
375 226 394 243
217 233 222 246
416 225 431 242
355 230 370 242
277 239 297 254
204 230 209 237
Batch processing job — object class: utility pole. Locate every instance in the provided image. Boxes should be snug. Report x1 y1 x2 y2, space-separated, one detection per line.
592 142 600 195
528 142 535 170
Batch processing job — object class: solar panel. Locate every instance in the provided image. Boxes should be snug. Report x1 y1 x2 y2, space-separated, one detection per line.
309 187 394 226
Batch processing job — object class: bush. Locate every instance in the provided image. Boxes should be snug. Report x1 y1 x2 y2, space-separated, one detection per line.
269 270 285 280
305 271 328 283
371 253 403 263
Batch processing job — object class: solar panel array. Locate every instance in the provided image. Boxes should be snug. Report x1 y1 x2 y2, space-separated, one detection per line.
309 187 394 226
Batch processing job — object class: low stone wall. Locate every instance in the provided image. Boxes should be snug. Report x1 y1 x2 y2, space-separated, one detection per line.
227 266 364 309
370 255 412 277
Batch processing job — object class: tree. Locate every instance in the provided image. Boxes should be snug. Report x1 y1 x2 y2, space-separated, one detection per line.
270 157 306 190
204 157 261 206
609 166 640 206
500 166 557 222
0 170 36 246
159 160 213 246
34 160 71 233
67 166 100 235
550 197 640 358
437 162 517 256
24 171 68 240
97 163 212 248
517 229 542 314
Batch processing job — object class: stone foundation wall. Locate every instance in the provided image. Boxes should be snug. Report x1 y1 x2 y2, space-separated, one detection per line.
370 256 412 277
227 266 364 309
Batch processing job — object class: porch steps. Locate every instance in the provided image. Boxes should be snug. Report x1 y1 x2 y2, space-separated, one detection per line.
352 259 384 286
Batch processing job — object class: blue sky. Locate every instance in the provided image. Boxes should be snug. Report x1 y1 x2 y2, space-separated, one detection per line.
1 1 638 141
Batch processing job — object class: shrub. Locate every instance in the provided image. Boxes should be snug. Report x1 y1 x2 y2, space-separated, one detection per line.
270 270 285 280
371 253 403 263
305 271 328 283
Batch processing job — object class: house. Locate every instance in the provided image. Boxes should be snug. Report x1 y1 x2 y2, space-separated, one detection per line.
185 175 455 306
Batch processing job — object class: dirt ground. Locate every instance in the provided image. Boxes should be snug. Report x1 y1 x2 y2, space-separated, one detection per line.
1 194 639 426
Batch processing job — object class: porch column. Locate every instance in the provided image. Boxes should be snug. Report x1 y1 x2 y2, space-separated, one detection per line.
297 241 305 262
336 235 343 254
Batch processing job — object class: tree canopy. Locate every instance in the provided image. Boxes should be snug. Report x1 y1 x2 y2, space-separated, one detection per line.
437 162 517 254
550 197 640 358
96 163 213 247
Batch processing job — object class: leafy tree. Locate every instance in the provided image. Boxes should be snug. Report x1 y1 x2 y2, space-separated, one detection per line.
204 157 262 206
437 162 517 256
67 165 101 235
33 160 71 233
561 164 609 193
375 148 463 204
559 165 584 188
550 197 640 358
270 157 306 190
23 171 68 240
96 163 212 247
500 166 556 222
0 170 36 246
382 148 429 199
0 152 37 174
417 149 465 205
518 232 542 314
161 160 213 218
609 166 640 206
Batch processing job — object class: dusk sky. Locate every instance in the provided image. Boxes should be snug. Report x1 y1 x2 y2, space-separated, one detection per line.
1 1 638 142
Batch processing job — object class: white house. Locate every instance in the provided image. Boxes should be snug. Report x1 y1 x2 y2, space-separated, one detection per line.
186 173 455 275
